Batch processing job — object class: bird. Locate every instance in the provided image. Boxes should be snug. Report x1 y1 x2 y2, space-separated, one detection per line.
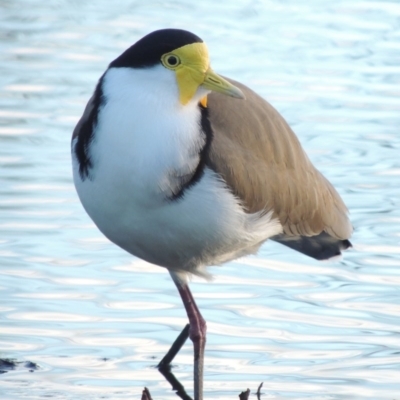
71 29 352 400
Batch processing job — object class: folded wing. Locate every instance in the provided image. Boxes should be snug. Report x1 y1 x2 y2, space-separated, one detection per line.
206 78 352 260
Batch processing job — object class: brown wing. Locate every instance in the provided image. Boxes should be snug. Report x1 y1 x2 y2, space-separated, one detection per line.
206 78 352 241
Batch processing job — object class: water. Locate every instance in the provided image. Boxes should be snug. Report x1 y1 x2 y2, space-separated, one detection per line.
1 0 400 398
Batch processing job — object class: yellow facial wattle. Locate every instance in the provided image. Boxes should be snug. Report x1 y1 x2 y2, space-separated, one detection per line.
161 42 244 105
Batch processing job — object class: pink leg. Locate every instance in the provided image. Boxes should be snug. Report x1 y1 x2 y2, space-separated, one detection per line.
172 275 206 400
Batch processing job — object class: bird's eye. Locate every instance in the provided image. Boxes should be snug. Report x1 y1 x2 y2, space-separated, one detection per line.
162 54 181 69
167 55 179 66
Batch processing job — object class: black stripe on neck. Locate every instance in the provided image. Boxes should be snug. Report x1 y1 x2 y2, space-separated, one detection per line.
74 74 105 180
170 103 213 200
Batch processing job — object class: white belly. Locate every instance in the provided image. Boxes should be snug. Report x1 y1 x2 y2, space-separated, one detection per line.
72 66 282 276
73 157 281 275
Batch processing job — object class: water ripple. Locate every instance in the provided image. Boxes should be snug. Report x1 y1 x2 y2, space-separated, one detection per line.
1 0 400 399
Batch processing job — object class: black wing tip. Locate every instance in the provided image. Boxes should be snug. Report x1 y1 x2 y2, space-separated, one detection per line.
311 237 353 261
342 239 353 250
272 233 353 261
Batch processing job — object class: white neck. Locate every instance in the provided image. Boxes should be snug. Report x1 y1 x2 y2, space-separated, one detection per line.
89 65 207 201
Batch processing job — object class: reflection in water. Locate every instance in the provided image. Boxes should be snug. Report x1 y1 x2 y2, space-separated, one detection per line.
1 0 400 399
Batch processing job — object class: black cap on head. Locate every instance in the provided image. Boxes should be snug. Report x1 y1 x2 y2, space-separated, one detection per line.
109 29 203 69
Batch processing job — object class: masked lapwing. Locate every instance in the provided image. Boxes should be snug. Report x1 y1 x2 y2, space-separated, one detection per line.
71 29 352 400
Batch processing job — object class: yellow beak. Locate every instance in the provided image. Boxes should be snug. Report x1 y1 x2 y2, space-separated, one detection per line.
202 69 244 99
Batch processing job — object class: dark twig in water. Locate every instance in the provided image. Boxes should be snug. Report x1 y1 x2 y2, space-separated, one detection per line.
0 358 39 374
239 389 250 400
141 387 153 400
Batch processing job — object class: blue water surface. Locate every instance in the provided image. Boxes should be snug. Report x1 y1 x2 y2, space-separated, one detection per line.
1 1 400 399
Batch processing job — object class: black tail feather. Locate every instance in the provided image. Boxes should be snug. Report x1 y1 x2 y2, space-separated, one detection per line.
272 232 352 260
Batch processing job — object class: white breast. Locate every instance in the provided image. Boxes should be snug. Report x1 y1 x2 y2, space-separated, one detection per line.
72 66 282 277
